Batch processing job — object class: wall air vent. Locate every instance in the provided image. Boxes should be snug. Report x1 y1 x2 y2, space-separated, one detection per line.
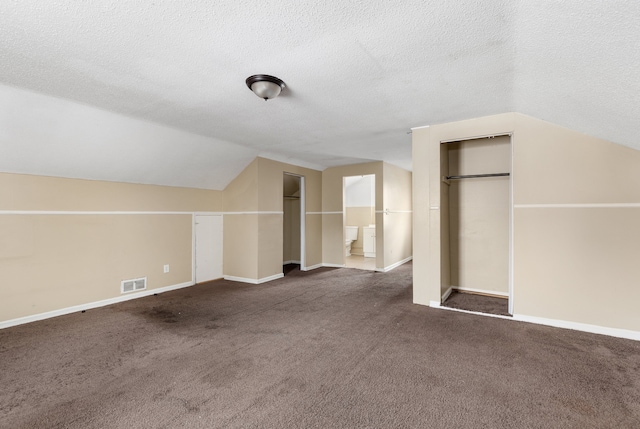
121 277 147 294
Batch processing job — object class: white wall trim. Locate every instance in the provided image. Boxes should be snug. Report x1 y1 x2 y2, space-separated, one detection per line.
0 281 195 330
257 273 285 284
223 211 283 215
0 210 195 215
301 263 323 271
512 314 640 342
375 256 413 272
194 211 224 216
441 286 453 302
305 212 324 215
514 203 640 209
322 263 346 268
375 210 413 214
223 273 285 284
425 303 640 342
450 286 509 298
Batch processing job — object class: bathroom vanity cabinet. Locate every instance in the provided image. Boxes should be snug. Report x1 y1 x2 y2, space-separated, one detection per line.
363 226 376 258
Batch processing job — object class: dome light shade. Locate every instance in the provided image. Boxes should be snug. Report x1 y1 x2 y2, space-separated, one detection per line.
246 75 286 100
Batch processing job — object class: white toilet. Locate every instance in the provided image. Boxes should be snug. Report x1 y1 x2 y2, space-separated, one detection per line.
345 226 358 256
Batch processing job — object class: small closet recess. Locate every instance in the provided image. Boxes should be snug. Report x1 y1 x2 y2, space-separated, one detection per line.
283 173 302 271
440 135 511 315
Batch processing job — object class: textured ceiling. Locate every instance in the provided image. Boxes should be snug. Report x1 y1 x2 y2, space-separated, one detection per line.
0 1 638 189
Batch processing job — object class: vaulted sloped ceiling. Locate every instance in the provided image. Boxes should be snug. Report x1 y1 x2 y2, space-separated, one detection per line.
0 1 638 189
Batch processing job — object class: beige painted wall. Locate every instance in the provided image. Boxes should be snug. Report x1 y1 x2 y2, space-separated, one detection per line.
323 162 384 267
447 137 510 294
223 158 259 213
412 113 640 333
322 162 412 270
382 162 413 269
0 173 222 323
0 172 222 212
222 159 259 279
223 157 322 280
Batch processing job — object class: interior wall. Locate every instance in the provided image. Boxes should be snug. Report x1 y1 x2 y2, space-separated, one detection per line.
0 172 222 324
322 162 412 271
447 137 510 294
223 157 322 281
257 158 322 278
222 158 259 280
412 112 640 334
512 114 640 331
382 163 413 270
322 163 384 267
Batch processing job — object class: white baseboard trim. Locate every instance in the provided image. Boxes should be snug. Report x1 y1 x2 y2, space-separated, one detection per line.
283 260 301 265
376 256 413 273
512 314 640 342
426 302 640 341
258 273 284 284
364 252 376 258
301 263 321 271
223 273 285 284
0 281 195 330
301 263 346 271
451 286 509 298
441 286 453 302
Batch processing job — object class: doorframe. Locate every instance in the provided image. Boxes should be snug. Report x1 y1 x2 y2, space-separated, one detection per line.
283 172 306 270
439 133 514 313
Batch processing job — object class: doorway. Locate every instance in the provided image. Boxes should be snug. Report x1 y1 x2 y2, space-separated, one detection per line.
343 174 376 271
440 135 512 315
283 173 305 274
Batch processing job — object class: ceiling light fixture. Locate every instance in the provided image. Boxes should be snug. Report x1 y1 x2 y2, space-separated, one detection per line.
246 74 286 100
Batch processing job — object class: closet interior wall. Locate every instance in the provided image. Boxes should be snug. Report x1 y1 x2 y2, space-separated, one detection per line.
442 136 511 298
283 174 301 265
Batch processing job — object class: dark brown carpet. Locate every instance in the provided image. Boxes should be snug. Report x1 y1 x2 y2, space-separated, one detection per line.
1 262 639 428
443 290 511 316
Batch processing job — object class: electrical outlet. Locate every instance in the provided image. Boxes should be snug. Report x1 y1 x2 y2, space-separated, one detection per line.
163 264 170 273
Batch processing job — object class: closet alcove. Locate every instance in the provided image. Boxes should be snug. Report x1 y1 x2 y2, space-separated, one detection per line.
440 135 512 316
283 173 302 275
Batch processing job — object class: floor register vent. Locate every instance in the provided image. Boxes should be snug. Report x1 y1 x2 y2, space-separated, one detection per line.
121 277 147 294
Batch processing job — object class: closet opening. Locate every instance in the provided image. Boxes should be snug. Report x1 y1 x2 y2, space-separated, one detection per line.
343 174 376 271
283 173 305 275
440 135 512 316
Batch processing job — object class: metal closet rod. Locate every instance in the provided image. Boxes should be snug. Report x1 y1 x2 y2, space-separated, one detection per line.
446 172 510 180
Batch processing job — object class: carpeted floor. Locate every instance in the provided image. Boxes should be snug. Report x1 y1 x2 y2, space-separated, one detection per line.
1 262 639 428
443 290 511 316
